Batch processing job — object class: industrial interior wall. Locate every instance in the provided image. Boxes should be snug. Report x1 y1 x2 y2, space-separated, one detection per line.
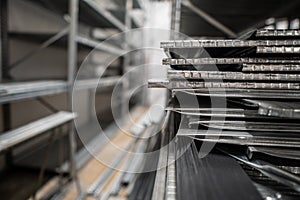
144 1 171 107
0 0 112 170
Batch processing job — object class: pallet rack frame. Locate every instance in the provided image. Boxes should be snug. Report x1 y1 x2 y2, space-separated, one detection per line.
0 0 145 198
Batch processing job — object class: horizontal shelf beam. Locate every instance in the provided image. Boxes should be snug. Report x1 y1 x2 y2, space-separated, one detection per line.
0 111 76 152
75 76 121 90
0 77 121 104
0 81 68 104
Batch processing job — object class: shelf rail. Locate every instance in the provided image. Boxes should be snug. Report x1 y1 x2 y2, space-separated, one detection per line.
0 111 76 152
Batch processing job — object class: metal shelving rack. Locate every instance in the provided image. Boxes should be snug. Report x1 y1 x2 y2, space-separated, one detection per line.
0 111 77 152
154 1 300 200
0 0 145 198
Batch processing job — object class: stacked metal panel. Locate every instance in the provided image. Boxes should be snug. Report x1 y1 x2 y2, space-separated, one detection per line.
149 29 300 199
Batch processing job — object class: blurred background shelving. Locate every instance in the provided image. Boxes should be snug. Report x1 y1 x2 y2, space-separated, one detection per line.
0 0 147 199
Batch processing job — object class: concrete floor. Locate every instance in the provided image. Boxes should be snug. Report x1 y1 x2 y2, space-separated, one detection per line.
61 106 147 200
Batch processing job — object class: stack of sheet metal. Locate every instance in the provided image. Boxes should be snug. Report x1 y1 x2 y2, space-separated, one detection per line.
149 29 300 200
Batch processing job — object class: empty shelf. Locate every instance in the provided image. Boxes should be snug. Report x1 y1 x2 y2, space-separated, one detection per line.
82 0 126 31
0 111 76 152
76 36 125 56
28 0 126 30
0 80 67 104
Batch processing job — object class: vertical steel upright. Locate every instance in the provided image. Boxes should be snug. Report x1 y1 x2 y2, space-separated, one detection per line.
0 0 2 81
0 0 9 80
125 0 132 30
0 0 13 167
171 0 182 35
0 0 10 132
120 0 132 122
67 0 81 193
